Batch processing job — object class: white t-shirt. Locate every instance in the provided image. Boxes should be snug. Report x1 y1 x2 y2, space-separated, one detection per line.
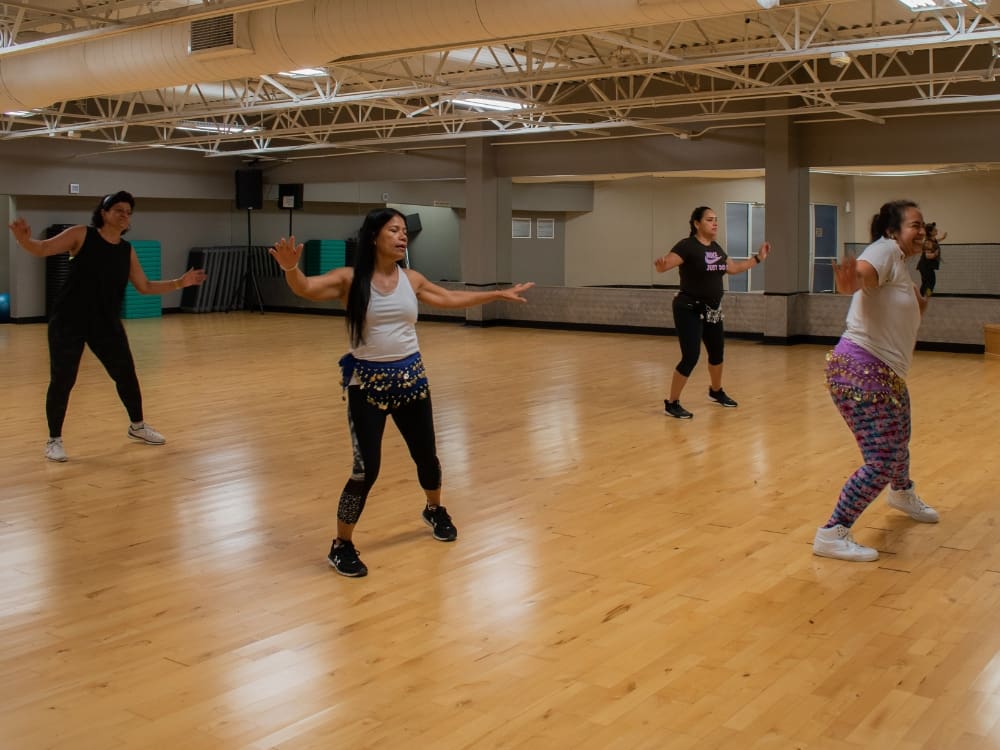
842 236 921 378
351 267 420 362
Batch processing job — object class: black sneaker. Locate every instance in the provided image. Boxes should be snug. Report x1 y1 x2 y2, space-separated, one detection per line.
327 539 368 577
664 400 693 419
708 388 738 407
422 505 458 541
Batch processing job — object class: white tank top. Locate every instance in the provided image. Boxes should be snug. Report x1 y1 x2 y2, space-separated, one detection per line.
351 267 420 362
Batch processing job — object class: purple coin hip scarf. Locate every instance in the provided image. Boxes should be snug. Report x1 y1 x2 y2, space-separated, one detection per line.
339 351 430 410
824 338 906 406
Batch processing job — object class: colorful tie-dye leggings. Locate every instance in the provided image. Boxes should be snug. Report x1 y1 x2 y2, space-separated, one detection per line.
824 340 913 528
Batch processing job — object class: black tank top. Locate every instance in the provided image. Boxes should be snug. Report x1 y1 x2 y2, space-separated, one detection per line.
52 226 132 326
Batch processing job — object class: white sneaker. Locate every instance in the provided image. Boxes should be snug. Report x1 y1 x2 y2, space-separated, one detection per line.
813 524 879 562
45 437 68 462
128 423 166 445
887 485 939 523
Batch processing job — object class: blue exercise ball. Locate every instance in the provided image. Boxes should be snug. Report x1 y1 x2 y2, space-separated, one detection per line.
0 293 10 322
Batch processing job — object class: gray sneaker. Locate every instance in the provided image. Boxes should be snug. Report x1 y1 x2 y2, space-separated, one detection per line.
887 485 939 523
45 437 68 462
128 423 166 445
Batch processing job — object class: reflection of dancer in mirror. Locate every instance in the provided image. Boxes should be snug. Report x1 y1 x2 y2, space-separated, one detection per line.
653 206 770 419
917 221 945 297
814 200 939 563
270 207 534 578
8 191 207 462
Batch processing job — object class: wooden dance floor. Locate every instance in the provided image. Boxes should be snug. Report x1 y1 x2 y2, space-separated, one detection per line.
1 312 999 749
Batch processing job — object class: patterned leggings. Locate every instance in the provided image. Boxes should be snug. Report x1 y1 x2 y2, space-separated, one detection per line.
825 350 913 528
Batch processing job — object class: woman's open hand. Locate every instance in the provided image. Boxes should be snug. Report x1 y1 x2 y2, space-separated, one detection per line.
498 282 535 303
179 267 207 287
269 236 303 271
832 255 859 294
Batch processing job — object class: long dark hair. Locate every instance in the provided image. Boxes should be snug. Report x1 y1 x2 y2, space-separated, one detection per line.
689 206 712 237
346 207 407 348
91 191 135 231
870 200 918 242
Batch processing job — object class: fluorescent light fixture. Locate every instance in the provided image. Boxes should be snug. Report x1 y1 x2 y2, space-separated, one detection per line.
176 121 261 134
278 68 327 78
4 110 33 117
812 164 982 176
756 0 780 8
896 0 984 9
452 97 525 112
830 50 852 68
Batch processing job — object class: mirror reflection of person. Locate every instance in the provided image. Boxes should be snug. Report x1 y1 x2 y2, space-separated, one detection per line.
8 191 207 462
916 221 944 297
814 200 939 563
269 207 534 578
653 206 770 419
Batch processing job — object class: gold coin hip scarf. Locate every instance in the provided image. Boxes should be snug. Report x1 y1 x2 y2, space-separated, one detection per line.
338 352 430 411
824 345 906 407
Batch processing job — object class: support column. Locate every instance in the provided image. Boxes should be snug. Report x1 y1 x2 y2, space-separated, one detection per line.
763 112 811 338
462 139 511 323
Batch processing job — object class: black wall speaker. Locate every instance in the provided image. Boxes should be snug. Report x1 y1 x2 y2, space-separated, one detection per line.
235 169 263 210
405 213 422 234
278 183 304 210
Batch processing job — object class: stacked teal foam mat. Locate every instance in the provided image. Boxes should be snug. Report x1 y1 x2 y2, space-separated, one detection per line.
304 239 347 275
123 240 162 319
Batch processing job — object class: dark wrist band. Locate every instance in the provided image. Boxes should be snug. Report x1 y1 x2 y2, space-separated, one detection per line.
753 254 762 264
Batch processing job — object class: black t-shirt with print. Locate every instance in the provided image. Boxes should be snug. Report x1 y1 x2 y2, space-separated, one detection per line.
669 236 728 307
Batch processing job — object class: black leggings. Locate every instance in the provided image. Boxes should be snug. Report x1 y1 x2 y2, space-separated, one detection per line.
47 320 143 437
919 269 936 297
337 385 442 526
672 299 725 378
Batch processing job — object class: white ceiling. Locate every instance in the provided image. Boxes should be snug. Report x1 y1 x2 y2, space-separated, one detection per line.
0 0 998 165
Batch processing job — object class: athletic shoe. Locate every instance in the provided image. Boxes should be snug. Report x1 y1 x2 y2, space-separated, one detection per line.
664 400 693 419
422 505 458 541
708 388 738 407
127 423 166 445
327 539 368 577
812 524 879 562
887 486 939 523
45 437 67 462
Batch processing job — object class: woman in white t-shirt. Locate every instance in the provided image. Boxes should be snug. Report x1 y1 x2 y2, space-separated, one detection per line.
269 208 533 578
813 200 940 563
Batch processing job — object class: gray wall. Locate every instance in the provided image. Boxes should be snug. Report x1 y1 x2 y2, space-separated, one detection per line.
3 111 1000 347
390 203 461 282
511 214 565 286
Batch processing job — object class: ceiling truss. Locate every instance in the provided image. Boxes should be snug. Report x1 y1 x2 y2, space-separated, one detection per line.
1 0 999 159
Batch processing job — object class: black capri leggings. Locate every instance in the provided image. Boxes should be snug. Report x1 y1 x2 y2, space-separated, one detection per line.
672 298 725 377
47 320 143 437
337 385 442 526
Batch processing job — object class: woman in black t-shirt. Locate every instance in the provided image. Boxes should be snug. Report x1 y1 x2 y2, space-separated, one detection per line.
8 191 206 461
653 206 771 419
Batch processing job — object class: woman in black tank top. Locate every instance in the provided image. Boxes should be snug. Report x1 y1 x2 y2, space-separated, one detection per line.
8 191 206 462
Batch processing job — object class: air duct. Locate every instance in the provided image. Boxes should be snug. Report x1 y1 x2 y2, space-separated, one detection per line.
189 14 253 59
0 0 763 111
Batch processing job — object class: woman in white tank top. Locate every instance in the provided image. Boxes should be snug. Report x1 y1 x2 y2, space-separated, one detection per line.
270 208 533 578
